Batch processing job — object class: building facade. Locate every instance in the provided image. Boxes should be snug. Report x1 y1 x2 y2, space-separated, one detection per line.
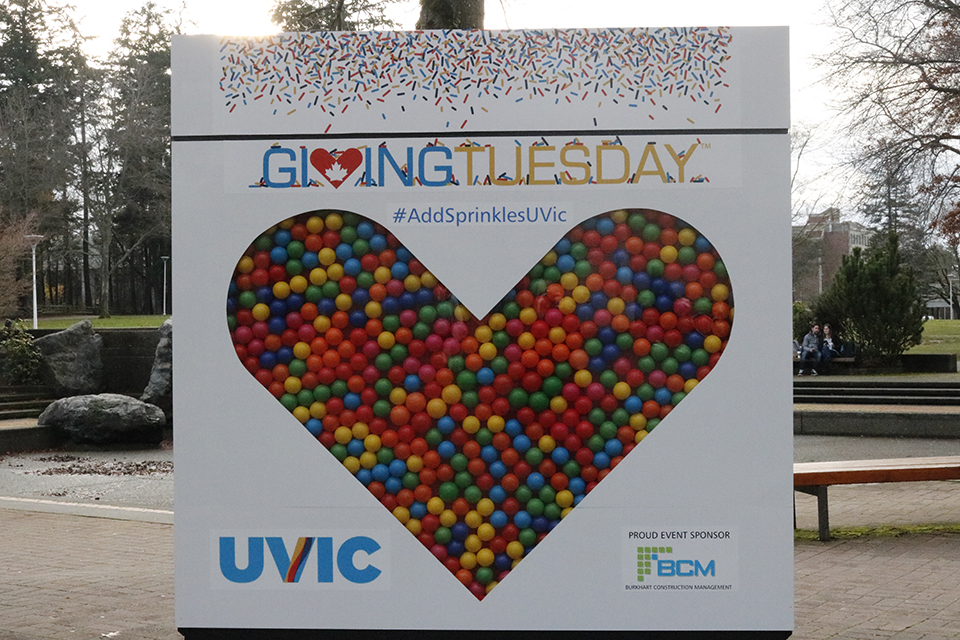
793 208 873 304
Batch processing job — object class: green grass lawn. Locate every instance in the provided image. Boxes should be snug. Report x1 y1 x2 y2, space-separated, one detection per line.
908 319 960 355
36 315 170 330
24 316 960 354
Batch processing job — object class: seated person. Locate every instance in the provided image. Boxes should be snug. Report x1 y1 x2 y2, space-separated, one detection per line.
798 324 821 375
819 324 840 373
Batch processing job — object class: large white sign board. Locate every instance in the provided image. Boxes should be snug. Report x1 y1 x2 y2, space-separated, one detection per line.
173 27 792 637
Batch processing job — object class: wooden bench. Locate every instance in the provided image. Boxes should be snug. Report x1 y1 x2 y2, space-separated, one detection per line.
794 457 960 540
792 352 856 373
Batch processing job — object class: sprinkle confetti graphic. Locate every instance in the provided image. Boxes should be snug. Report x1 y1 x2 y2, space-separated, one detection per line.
219 29 733 127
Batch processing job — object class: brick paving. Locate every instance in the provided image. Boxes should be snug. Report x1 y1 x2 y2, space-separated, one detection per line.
1 479 959 639
0 510 178 640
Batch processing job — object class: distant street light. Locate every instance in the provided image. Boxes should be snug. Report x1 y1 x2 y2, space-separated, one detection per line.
24 235 44 329
951 273 959 321
161 256 170 316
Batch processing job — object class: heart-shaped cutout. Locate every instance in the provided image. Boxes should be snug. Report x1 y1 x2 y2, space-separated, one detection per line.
226 208 733 599
309 148 363 188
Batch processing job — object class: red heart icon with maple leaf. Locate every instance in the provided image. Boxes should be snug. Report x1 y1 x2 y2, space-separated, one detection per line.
227 208 733 599
309 148 363 188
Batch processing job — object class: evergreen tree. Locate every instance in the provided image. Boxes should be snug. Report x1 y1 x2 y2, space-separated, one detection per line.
416 0 483 29
271 0 399 31
857 150 938 301
814 233 925 364
89 2 176 317
0 0 79 223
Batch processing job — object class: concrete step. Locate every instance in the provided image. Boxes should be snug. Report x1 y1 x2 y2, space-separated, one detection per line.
794 404 960 438
0 386 56 401
0 407 48 420
0 386 56 422
793 395 960 407
0 420 59 453
794 380 960 406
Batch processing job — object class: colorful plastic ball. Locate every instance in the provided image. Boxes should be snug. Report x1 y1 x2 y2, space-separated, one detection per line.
227 207 734 600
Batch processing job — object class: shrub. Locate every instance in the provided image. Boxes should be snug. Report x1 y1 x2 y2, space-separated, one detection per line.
813 233 924 365
0 320 43 385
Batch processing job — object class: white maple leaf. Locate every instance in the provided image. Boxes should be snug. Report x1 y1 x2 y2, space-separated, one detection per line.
324 164 348 183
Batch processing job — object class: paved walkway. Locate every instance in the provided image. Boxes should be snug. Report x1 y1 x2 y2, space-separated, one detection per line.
0 478 958 639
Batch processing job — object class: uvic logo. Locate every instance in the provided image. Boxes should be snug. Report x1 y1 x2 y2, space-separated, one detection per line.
219 535 382 584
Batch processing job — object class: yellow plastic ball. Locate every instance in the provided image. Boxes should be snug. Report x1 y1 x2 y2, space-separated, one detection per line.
404 274 421 292
236 256 254 273
289 275 308 293
374 266 392 284
335 293 353 311
704 335 723 353
292 406 310 424
343 456 360 474
572 285 591 304
574 369 592 388
377 331 396 350
325 213 343 230
427 497 445 515
284 377 302 395
389 388 407 406
306 216 324 234
326 263 344 281
462 415 480 434
476 498 495 517
660 245 679 264
334 426 353 445
252 303 271 322
476 548 495 567
487 313 507 331
478 342 498 361
441 385 462 405
364 434 381 452
318 248 337 266
309 402 327 419
426 398 448 419
293 342 311 360
678 228 697 246
420 271 438 288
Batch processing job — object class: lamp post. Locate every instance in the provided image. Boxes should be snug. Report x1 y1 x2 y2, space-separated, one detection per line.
24 235 44 329
160 256 170 316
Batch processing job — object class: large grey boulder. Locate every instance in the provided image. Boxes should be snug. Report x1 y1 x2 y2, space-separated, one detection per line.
34 320 103 396
141 318 172 425
38 393 165 444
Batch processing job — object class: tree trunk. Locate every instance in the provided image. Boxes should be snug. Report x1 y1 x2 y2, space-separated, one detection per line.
416 0 484 29
79 84 92 310
99 224 112 318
